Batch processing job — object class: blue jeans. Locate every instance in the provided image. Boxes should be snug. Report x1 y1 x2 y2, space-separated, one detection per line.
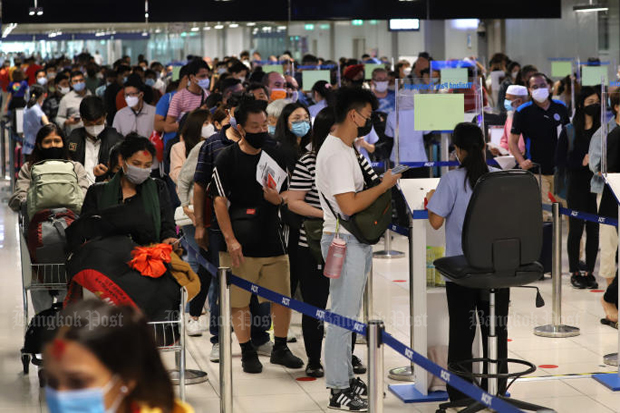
321 232 372 389
206 229 271 346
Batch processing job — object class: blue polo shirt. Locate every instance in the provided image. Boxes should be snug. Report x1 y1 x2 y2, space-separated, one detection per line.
155 90 178 146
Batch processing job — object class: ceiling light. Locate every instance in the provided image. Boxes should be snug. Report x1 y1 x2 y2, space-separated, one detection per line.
277 25 287 30
247 22 256 26
214 24 224 29
574 0 609 12
155 28 161 33
191 27 199 31
229 23 239 28
203 26 211 30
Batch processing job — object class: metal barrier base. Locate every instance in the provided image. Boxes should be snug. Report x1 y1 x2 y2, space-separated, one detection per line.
169 369 209 385
388 365 415 382
593 371 620 391
533 324 580 338
373 250 405 259
388 383 449 403
603 352 618 367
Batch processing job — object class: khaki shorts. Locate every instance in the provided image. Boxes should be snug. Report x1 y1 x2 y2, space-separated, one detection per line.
219 253 290 308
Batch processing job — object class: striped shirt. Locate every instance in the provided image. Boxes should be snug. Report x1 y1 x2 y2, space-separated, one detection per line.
291 150 378 247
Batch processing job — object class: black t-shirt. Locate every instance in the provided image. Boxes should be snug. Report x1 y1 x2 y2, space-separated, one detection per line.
511 99 570 175
210 143 288 257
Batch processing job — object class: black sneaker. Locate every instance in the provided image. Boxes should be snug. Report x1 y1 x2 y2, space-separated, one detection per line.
570 273 587 289
585 273 599 289
270 346 304 368
350 377 368 398
241 349 263 374
305 362 324 377
352 355 366 374
328 389 368 411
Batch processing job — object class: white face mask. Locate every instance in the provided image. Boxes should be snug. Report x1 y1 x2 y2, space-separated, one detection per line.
374 81 389 93
403 67 412 76
85 124 105 138
201 124 215 139
531 88 549 103
125 96 140 108
59 86 70 95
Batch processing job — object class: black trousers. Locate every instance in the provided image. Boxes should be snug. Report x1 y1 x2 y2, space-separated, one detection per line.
189 248 212 317
604 275 618 307
445 282 510 401
294 245 330 364
566 171 599 273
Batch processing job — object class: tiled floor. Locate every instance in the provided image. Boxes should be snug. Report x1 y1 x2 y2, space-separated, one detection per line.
1 180 620 412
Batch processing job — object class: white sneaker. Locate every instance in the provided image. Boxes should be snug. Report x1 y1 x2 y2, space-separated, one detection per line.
255 341 274 356
187 318 203 336
210 343 220 362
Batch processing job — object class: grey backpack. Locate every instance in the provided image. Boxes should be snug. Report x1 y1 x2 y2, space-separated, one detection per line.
26 160 83 220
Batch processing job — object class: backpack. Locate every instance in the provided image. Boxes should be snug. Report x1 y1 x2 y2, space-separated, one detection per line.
27 208 77 263
26 160 83 220
22 302 63 356
554 124 575 200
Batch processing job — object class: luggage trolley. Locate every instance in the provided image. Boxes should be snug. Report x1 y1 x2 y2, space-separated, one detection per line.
18 212 68 375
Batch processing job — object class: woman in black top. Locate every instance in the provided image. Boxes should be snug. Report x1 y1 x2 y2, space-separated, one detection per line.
555 87 600 289
81 133 177 245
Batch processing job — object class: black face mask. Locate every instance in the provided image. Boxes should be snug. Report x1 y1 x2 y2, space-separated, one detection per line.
584 103 600 117
244 131 269 149
40 147 64 160
356 113 373 137
352 79 364 87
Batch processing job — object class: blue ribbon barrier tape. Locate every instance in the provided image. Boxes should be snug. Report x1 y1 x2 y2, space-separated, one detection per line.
541 203 617 227
371 160 499 169
180 239 525 412
388 224 409 237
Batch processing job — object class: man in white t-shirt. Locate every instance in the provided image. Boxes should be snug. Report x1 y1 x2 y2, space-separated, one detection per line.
316 87 400 412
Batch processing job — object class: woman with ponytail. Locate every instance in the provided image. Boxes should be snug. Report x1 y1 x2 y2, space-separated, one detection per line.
308 80 334 120
426 122 507 402
22 83 49 156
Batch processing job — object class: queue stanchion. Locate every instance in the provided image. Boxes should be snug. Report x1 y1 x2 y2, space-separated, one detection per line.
367 320 385 413
178 289 187 401
219 267 233 413
364 263 374 325
1 120 6 179
534 202 580 338
9 123 16 193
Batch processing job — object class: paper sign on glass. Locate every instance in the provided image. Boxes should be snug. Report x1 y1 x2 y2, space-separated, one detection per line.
256 151 287 192
551 61 572 78
263 65 284 75
414 94 465 131
302 70 331 90
582 66 608 86
440 68 468 85
364 63 386 80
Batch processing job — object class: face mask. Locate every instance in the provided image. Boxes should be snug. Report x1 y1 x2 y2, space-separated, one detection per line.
355 112 372 137
531 88 549 103
125 96 139 108
352 79 364 87
217 68 227 75
511 71 518 79
270 89 287 101
229 116 237 129
584 103 601 117
374 81 389 93
504 99 515 112
243 131 269 149
59 86 70 95
145 78 155 87
290 120 310 138
86 124 105 138
72 81 86 92
40 146 64 160
123 162 151 185
46 376 126 413
198 78 210 90
47 72 56 80
201 124 215 139
455 150 462 165
268 124 276 135
403 67 412 76
37 77 48 86
238 76 246 83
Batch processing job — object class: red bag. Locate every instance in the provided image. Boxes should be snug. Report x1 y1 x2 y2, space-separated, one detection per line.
149 130 164 162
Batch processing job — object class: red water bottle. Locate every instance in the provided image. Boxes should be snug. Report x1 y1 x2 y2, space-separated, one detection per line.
323 236 347 278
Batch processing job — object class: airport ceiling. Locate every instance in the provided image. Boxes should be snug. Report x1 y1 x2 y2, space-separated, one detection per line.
2 0 562 24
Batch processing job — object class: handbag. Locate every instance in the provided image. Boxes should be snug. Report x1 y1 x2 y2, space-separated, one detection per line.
174 205 193 227
229 206 262 249
320 154 392 245
303 218 324 264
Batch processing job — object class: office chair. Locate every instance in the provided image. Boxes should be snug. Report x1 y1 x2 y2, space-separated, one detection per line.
433 170 553 413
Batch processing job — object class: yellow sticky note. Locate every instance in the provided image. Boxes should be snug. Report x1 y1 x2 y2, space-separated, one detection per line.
414 94 465 131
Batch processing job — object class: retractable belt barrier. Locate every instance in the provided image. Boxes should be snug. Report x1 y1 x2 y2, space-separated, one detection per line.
541 203 618 227
180 239 525 413
370 160 500 169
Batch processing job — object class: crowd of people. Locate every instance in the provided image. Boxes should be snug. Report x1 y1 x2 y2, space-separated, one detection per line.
4 48 620 412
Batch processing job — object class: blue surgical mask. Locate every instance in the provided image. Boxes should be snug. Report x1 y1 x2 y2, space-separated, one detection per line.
198 78 210 90
72 81 86 92
46 375 125 413
145 78 155 87
504 99 515 112
268 124 276 135
290 120 310 138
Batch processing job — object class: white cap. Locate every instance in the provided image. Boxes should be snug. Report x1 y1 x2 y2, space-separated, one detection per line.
506 85 528 96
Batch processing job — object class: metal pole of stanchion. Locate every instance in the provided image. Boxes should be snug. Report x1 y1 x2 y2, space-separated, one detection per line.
9 124 15 193
367 320 385 413
364 263 374 324
179 288 187 401
219 267 233 413
1 121 6 179
534 202 580 338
